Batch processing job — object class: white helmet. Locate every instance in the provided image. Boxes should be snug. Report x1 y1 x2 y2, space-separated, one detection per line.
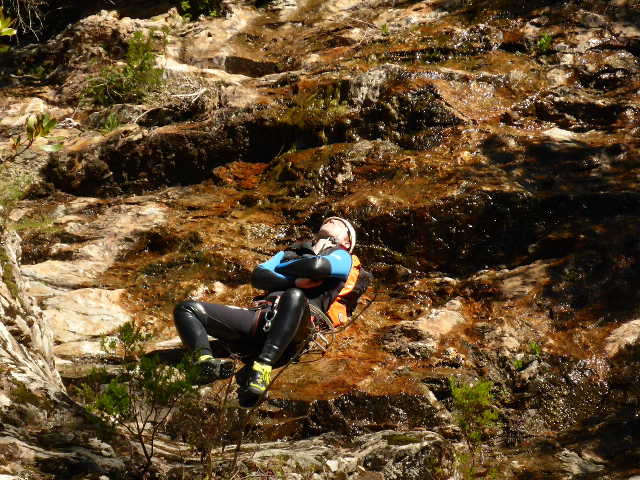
323 217 357 253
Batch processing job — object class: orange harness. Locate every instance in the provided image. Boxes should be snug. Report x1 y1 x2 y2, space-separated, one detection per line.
326 255 362 327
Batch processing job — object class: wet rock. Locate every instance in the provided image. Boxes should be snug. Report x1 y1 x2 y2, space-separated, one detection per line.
604 319 640 357
574 50 640 91
212 161 269 189
556 449 605 477
22 199 167 288
224 56 280 77
348 64 404 108
238 429 454 480
546 67 574 87
383 320 438 359
482 325 522 354
304 391 443 436
383 303 466 359
512 87 630 131
574 10 609 29
4 0 640 478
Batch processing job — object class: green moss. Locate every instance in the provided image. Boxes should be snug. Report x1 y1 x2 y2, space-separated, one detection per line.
13 215 60 233
278 83 350 143
384 433 423 445
0 246 19 300
9 382 53 411
0 170 33 211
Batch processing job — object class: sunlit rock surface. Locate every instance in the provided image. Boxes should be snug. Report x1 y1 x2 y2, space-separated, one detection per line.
0 228 124 478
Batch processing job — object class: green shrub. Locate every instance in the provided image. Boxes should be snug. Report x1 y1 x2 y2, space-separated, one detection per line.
535 33 553 54
75 322 199 471
449 378 501 477
99 112 122 134
177 0 223 21
84 30 164 106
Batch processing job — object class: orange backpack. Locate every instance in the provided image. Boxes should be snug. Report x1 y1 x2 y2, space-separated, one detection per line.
326 255 364 327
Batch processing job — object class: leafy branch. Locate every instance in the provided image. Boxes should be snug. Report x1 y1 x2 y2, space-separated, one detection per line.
75 322 199 472
0 7 17 52
1 112 63 164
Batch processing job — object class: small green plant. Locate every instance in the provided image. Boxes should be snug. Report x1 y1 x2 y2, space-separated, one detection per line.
512 358 525 370
177 0 222 20
380 23 390 36
2 112 63 163
0 8 15 36
449 378 501 478
535 33 553 54
75 322 199 472
84 30 164 106
529 341 542 357
0 7 16 52
99 112 122 134
168 380 238 479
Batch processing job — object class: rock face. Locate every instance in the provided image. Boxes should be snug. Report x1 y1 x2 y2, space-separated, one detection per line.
0 226 123 478
239 430 456 480
0 228 62 396
17 196 168 367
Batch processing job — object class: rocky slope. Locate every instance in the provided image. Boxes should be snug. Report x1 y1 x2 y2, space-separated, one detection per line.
1 0 639 478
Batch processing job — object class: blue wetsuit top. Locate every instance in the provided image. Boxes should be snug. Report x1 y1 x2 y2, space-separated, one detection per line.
251 245 352 293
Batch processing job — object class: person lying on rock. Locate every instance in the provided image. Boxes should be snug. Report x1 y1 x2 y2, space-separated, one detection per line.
173 217 371 407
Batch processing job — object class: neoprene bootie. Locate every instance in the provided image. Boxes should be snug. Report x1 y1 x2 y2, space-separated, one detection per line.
194 355 235 385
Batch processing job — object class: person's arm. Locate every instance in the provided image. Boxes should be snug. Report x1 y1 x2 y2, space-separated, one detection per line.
274 249 352 280
251 251 295 291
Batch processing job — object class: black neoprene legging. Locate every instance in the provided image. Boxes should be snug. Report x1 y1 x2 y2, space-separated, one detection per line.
173 288 310 367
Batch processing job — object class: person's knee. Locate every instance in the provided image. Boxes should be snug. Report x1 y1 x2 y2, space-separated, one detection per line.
282 288 305 306
174 301 208 325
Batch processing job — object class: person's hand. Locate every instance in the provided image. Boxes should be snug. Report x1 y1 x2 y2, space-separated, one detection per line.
295 278 323 289
312 237 337 254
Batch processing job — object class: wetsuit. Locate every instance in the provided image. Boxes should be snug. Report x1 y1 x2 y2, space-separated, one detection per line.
173 241 353 368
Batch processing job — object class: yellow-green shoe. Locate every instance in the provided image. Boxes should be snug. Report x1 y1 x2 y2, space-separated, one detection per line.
246 361 272 396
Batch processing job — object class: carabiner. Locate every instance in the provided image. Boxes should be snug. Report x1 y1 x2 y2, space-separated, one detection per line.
263 309 276 332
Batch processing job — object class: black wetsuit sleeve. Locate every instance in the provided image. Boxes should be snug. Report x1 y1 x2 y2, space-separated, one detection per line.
275 256 332 279
251 265 295 291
